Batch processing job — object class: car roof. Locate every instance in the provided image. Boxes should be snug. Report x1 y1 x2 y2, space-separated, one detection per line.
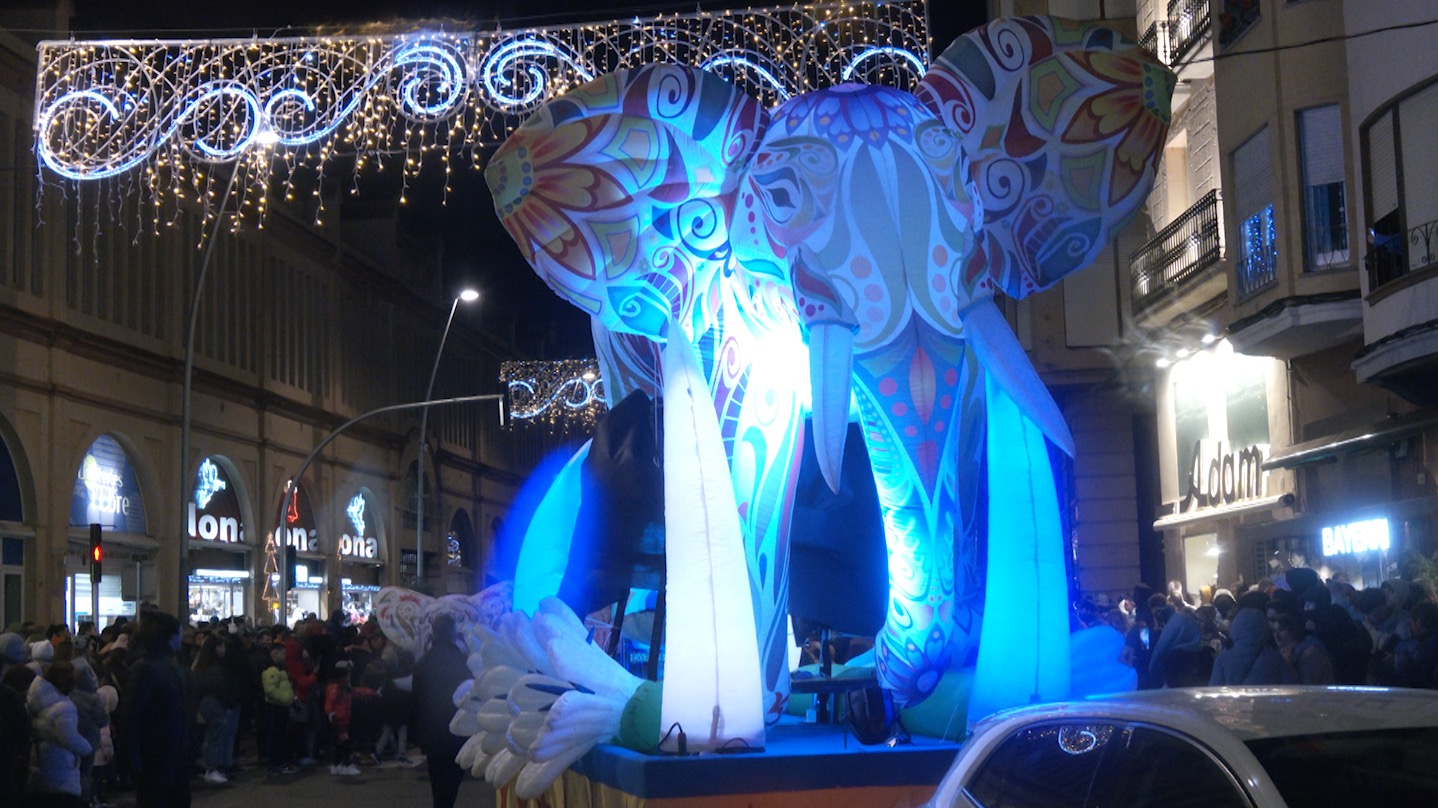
975 687 1438 743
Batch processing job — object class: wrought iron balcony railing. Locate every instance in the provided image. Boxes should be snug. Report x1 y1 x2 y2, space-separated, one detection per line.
1140 21 1168 64
1167 0 1212 64
1131 189 1224 312
1366 215 1438 293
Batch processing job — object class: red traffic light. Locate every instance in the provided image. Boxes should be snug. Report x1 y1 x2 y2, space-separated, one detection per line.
92 544 103 563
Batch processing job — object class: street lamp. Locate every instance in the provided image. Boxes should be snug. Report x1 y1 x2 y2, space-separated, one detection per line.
415 288 479 589
274 392 505 626
178 160 243 618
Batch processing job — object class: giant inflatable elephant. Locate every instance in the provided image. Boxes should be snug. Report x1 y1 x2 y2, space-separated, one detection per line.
486 15 1173 726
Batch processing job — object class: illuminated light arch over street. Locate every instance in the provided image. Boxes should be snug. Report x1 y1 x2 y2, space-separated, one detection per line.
33 0 930 228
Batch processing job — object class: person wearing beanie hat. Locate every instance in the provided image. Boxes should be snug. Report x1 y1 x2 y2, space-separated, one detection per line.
28 660 93 799
28 638 55 674
0 631 25 675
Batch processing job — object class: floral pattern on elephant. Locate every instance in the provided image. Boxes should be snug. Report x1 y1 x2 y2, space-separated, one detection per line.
486 16 1172 711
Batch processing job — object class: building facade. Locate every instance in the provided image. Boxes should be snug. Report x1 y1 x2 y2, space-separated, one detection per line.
1135 0 1438 597
0 6 538 630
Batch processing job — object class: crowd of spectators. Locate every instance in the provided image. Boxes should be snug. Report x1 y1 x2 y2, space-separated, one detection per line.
0 608 428 808
1074 569 1438 691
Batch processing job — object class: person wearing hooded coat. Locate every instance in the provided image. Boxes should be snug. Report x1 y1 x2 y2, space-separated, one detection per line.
1148 608 1211 687
1209 607 1296 686
119 611 190 808
1 630 27 678
28 659 93 806
69 658 109 806
411 614 469 808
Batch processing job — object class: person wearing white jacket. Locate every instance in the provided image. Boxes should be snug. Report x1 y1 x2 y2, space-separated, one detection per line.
28 659 93 806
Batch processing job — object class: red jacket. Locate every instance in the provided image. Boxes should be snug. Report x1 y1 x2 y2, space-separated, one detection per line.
283 639 317 701
324 682 376 730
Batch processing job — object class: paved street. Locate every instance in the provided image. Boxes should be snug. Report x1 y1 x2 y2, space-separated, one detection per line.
104 756 500 808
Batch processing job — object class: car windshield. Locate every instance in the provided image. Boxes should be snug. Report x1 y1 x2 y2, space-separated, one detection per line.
1246 726 1438 804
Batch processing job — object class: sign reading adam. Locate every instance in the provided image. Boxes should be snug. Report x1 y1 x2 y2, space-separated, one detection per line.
1181 439 1266 511
340 492 379 560
190 458 243 543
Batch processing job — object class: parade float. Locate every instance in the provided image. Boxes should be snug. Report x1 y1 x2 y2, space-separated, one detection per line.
378 14 1173 806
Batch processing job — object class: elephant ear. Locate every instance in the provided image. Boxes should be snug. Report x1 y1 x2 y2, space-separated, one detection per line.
485 64 767 339
915 16 1175 298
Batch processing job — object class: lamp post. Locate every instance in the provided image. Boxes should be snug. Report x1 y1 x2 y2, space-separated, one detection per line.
178 159 244 619
274 392 504 626
415 289 479 590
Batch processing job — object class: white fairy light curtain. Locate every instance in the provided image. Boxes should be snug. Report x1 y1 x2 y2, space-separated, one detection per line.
34 1 930 230
502 359 606 433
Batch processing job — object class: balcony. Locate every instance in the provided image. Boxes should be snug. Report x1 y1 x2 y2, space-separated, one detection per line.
1139 0 1211 68
1131 189 1224 313
1167 0 1212 65
1366 216 1438 296
1140 21 1167 64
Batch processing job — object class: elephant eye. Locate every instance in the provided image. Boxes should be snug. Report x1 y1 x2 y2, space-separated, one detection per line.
766 185 795 210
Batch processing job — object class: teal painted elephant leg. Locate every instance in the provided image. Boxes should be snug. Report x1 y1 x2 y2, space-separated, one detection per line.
850 319 985 707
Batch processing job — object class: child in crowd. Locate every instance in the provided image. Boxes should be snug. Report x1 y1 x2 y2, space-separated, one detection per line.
324 661 376 776
370 660 415 767
260 642 299 776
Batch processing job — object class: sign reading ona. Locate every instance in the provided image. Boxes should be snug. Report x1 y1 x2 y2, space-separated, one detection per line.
339 492 380 560
277 484 319 553
1180 439 1266 512
189 458 243 543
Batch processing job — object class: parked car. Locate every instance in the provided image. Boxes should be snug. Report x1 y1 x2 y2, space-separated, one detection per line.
923 686 1438 807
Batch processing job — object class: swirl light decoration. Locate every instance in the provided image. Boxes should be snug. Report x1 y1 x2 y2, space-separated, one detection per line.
34 1 930 230
502 359 607 432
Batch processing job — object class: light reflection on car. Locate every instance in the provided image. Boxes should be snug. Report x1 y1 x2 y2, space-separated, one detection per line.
922 686 1438 807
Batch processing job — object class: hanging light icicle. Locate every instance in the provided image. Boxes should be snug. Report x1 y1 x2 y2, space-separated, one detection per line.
34 1 930 232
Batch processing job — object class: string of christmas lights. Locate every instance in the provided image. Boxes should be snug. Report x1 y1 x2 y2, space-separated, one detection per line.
35 1 929 233
502 359 606 432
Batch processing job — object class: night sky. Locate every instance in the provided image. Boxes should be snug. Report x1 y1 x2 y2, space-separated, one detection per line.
66 1 988 359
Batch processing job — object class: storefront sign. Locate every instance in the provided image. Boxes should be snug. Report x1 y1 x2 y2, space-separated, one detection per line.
277 484 319 553
1180 440 1265 511
188 458 243 543
71 435 148 534
1322 517 1391 557
339 493 379 560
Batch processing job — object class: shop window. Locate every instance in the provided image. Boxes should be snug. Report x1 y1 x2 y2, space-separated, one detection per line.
1 538 22 628
1232 128 1276 297
0 438 21 522
1298 105 1349 270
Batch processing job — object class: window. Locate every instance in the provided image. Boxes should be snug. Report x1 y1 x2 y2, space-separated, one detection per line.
1364 80 1438 291
1090 727 1248 808
1298 105 1349 269
447 532 463 567
1248 727 1438 803
1218 0 1261 49
1232 127 1276 296
964 723 1115 807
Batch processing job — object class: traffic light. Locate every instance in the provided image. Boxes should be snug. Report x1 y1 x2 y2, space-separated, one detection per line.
89 523 102 583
